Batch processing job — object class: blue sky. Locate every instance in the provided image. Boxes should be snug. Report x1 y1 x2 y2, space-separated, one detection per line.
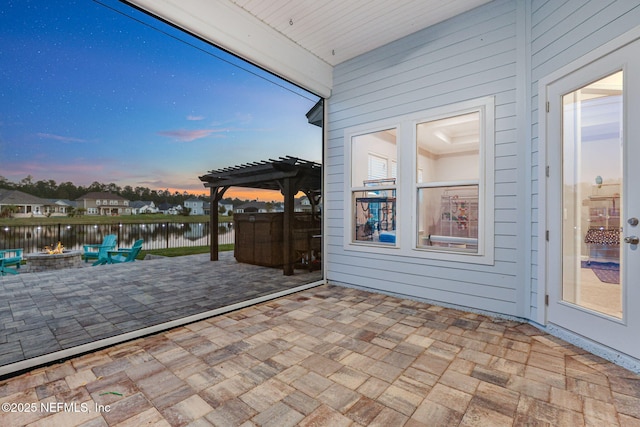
0 0 321 199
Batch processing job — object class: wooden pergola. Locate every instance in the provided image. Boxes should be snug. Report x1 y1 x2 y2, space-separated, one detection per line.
199 156 321 275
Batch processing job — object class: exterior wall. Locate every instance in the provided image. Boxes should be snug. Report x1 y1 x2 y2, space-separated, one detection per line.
327 0 525 317
529 0 640 323
326 0 640 322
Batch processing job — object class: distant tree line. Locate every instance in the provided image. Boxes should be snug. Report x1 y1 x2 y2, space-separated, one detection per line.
0 175 243 208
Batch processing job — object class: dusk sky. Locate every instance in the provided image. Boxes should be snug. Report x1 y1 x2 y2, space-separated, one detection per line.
0 0 322 200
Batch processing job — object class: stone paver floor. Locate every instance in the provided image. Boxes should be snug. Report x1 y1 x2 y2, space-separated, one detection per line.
0 252 321 369
1 284 639 426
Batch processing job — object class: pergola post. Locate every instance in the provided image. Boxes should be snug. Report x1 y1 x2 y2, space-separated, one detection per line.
282 177 295 276
209 186 228 261
210 187 218 261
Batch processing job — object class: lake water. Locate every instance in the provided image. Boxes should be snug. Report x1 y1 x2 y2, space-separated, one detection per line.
0 222 234 253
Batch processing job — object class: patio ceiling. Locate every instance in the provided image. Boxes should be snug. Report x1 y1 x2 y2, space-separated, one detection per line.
126 0 491 97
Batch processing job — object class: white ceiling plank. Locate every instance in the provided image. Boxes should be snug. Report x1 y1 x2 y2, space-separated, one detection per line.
228 0 492 66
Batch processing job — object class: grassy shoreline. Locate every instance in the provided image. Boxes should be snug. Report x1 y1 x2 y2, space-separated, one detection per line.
140 244 234 258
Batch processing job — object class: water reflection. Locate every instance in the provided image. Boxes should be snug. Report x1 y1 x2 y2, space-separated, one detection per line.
0 222 234 253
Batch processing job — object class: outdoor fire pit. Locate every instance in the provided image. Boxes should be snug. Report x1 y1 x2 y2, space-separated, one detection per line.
25 250 83 272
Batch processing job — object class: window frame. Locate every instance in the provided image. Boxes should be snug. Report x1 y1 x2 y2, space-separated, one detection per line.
343 97 495 265
344 121 401 249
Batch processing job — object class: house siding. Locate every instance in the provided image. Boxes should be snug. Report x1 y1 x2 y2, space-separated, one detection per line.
529 0 640 323
326 0 523 316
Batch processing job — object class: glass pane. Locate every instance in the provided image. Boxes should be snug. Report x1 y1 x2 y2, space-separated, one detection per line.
416 112 480 183
353 190 396 245
417 185 478 252
562 71 623 318
352 129 397 187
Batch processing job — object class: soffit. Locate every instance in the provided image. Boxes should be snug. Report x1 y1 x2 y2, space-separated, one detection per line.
230 0 492 66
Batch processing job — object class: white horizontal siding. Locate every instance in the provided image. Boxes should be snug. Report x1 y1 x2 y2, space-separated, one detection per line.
326 0 524 317
529 0 640 323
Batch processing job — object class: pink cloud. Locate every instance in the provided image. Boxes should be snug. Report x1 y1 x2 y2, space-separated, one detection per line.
36 133 87 143
6 161 102 176
2 160 111 188
157 129 226 142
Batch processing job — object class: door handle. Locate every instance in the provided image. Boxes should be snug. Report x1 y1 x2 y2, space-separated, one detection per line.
624 236 640 244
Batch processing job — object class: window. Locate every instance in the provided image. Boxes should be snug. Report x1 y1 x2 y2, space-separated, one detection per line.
96 200 101 205
416 112 480 253
344 97 494 264
350 129 397 246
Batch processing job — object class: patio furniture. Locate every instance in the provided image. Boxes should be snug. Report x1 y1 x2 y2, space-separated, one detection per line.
0 248 23 276
83 234 117 265
584 227 620 265
107 239 143 264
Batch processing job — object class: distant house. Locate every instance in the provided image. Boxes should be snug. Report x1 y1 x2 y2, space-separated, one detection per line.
294 196 312 213
130 200 158 215
0 189 49 217
202 202 233 216
183 198 205 215
235 201 284 214
76 192 132 216
235 201 267 213
157 202 182 215
45 199 76 216
219 203 233 215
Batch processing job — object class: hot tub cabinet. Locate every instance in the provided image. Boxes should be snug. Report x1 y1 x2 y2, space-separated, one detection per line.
234 213 320 268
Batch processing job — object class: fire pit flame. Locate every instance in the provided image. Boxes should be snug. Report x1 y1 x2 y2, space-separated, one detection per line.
44 241 65 255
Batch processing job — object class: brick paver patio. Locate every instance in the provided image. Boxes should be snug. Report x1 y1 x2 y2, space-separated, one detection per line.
1 284 639 426
0 252 321 371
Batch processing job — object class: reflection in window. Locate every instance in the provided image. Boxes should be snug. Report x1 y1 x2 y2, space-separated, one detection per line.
416 112 481 253
562 71 623 318
351 129 397 245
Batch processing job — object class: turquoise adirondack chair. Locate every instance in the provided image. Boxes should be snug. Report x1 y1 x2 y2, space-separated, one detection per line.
0 248 23 276
83 234 117 265
107 239 143 264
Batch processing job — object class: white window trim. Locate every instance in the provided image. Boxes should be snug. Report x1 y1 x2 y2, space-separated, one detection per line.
411 97 495 264
344 121 401 250
343 97 495 265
